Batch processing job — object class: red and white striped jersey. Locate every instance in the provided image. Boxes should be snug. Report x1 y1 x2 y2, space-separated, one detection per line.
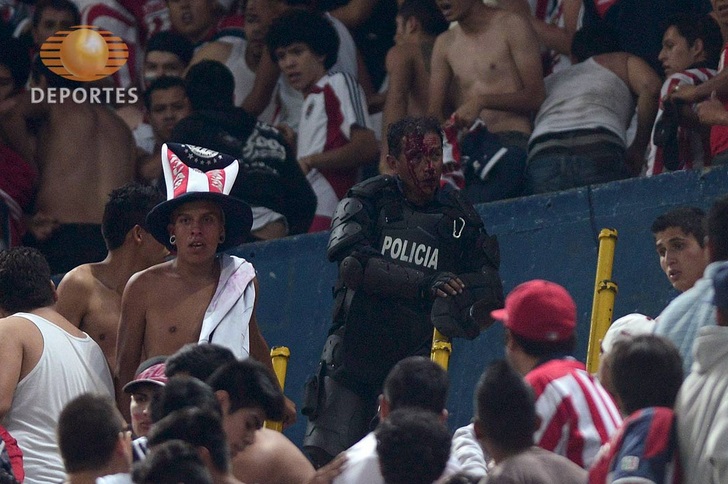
710 43 728 158
297 71 370 232
646 67 716 176
526 358 622 469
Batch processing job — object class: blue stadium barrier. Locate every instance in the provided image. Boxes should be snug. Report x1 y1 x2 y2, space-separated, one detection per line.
231 165 728 446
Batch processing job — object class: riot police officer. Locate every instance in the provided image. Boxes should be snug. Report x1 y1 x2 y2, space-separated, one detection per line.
302 117 504 467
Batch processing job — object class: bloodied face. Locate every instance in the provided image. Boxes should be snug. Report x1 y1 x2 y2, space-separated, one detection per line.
389 130 443 205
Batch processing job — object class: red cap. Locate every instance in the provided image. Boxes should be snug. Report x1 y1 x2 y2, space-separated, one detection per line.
123 358 168 393
491 280 576 342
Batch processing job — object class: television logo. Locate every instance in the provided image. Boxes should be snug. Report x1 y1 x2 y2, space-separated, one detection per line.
33 25 138 104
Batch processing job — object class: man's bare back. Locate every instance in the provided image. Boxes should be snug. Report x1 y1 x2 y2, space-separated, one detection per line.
36 102 135 225
231 428 316 484
55 263 125 370
429 3 544 133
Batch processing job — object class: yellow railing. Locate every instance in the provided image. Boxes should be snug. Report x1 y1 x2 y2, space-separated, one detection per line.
586 229 618 374
264 346 290 432
430 328 452 370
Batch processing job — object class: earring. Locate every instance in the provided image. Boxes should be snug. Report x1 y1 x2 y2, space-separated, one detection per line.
219 233 226 244
169 235 176 246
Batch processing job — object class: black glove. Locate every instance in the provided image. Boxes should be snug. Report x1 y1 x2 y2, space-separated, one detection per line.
431 291 480 340
430 272 504 339
420 271 459 300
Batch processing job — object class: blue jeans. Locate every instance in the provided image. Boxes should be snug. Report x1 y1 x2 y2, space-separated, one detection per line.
527 141 631 194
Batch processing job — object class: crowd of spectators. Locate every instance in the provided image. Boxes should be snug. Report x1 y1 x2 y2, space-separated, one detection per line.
0 0 727 482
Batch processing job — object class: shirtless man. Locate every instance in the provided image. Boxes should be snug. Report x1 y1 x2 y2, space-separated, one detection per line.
0 59 136 274
115 143 295 425
379 0 449 174
428 0 545 201
428 0 545 135
55 184 169 372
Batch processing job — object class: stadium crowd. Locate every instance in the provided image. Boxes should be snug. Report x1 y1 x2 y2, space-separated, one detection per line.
0 0 727 482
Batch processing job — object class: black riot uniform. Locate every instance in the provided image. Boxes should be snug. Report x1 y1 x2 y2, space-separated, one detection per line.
302 175 503 465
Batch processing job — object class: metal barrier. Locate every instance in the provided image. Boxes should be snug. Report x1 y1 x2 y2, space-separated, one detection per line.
264 346 291 432
586 229 618 374
431 328 452 370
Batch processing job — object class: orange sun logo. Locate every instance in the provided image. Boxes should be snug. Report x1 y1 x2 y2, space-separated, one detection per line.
40 25 128 82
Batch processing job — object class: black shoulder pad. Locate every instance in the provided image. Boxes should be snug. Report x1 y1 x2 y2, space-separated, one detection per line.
440 187 484 228
327 198 369 261
349 175 397 200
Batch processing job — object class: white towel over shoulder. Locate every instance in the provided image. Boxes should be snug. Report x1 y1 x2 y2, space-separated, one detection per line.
199 254 257 359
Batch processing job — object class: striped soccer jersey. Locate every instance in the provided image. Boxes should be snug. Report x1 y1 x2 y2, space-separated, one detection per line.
646 68 715 176
526 358 622 469
297 71 370 232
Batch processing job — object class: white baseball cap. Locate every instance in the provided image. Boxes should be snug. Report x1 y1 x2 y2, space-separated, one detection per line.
600 313 656 355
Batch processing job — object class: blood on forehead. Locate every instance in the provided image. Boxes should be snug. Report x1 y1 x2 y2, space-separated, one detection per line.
402 131 440 165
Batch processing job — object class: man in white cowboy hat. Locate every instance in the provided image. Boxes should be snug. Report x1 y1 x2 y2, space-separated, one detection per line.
115 143 295 425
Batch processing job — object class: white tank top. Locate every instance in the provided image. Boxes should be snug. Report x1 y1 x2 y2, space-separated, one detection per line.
4 312 113 484
531 57 633 145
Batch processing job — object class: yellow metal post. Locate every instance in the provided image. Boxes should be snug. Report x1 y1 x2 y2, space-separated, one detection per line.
586 229 618 374
264 346 290 432
431 328 452 370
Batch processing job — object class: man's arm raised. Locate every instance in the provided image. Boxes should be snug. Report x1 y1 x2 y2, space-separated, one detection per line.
499 0 581 57
115 272 148 420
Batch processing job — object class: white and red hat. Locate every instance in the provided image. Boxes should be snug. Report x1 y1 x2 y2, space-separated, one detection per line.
123 356 168 394
145 143 252 251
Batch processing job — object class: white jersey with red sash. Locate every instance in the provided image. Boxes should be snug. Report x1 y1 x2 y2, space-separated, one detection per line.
297 71 370 232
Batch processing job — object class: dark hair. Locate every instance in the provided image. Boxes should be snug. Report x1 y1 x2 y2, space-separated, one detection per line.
475 360 536 453
610 335 683 414
386 116 443 160
32 0 80 29
376 408 451 484
145 31 195 66
133 439 214 484
143 76 188 111
571 22 622 63
663 14 723 70
266 9 339 70
207 359 285 421
184 60 235 110
0 247 55 313
0 38 30 93
708 195 728 262
383 356 449 414
651 206 707 248
102 183 164 251
166 343 237 380
57 393 124 473
398 0 449 37
147 408 230 473
509 331 576 358
150 376 222 424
